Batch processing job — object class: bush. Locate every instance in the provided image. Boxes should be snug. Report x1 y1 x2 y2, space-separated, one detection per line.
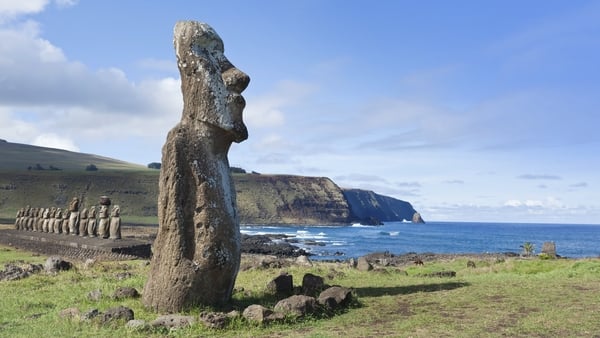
85 164 98 171
147 162 161 170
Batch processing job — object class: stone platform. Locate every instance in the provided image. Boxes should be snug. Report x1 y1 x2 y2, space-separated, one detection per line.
0 229 151 260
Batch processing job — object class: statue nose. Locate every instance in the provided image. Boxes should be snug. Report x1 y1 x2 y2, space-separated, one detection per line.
222 67 250 93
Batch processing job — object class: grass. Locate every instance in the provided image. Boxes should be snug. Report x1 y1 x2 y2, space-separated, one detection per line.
1 246 600 337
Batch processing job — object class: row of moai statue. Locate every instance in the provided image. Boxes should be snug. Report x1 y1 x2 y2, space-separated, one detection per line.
14 196 121 239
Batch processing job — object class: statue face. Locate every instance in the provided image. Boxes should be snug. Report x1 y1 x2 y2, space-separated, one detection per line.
174 21 249 143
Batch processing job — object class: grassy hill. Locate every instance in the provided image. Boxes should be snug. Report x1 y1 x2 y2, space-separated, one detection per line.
0 141 420 225
0 140 146 171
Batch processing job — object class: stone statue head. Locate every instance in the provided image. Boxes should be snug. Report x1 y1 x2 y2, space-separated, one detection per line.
69 197 79 212
89 205 96 217
111 205 120 217
174 21 250 143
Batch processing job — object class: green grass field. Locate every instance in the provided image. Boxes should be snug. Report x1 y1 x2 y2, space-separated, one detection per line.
1 244 599 337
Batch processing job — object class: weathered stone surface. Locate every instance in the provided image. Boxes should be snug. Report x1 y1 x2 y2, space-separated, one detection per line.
356 257 373 271
82 308 100 320
101 306 134 324
317 286 353 310
113 286 140 299
296 255 312 266
273 295 317 318
0 263 42 281
150 314 195 329
143 20 249 312
44 256 72 273
541 241 557 258
302 273 325 296
109 205 122 239
266 273 293 295
126 319 149 330
242 304 272 323
199 311 228 329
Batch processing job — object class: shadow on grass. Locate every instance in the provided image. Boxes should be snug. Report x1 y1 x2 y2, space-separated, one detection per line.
355 281 470 297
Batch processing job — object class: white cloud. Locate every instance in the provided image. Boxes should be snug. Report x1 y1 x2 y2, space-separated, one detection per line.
0 0 49 19
32 133 79 151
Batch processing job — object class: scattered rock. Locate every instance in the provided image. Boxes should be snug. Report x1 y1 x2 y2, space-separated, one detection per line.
82 308 100 320
87 289 102 301
0 263 42 281
83 258 96 270
101 306 134 325
115 272 132 280
274 295 317 318
151 314 195 330
302 273 325 296
242 304 274 323
356 257 373 271
266 273 293 295
126 319 149 330
112 287 140 299
467 260 476 268
59 307 80 319
318 286 353 310
44 256 72 273
199 311 228 329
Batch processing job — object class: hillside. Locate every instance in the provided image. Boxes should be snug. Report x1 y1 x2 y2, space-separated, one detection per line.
0 141 422 225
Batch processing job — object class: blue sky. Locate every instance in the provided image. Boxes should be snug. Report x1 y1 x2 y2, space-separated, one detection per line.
1 0 599 224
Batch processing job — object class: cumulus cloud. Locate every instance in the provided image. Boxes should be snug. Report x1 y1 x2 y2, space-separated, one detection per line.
32 133 79 151
0 13 182 153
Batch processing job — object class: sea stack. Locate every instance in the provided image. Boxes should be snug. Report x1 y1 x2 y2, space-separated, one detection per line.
142 21 249 312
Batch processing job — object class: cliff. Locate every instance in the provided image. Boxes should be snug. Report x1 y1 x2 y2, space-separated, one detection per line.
0 141 423 225
342 189 424 224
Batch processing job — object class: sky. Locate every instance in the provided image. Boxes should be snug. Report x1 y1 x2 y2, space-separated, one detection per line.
1 0 599 224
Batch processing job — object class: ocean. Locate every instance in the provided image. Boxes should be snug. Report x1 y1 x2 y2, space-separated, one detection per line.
241 221 600 260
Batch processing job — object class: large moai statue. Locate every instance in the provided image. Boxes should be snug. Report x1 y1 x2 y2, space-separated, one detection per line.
14 209 23 230
87 206 97 237
143 21 249 312
98 196 111 238
41 208 50 232
79 207 88 236
68 197 80 235
54 208 63 233
48 207 56 233
109 205 121 239
62 210 70 234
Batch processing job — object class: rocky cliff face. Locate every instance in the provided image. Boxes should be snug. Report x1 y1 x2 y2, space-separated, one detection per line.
0 171 422 225
342 188 423 224
234 174 351 224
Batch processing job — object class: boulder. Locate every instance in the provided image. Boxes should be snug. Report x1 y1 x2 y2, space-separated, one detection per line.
274 295 317 318
101 306 134 324
266 273 293 295
356 257 373 271
151 314 195 330
317 286 353 310
302 273 325 296
199 312 228 329
87 289 102 301
44 256 72 273
242 304 273 323
59 307 80 319
113 287 140 299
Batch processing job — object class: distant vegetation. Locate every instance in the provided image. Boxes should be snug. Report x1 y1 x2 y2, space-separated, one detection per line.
85 164 98 171
147 162 161 170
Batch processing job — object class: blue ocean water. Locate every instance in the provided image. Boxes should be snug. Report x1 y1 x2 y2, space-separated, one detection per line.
241 221 600 260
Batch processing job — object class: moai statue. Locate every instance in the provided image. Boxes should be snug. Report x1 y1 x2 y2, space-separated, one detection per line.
35 209 44 232
54 208 63 234
24 206 32 231
48 207 56 233
42 208 50 232
109 205 121 240
14 208 23 230
68 197 80 235
143 21 249 312
30 208 39 232
62 210 70 234
87 206 97 237
79 207 88 236
97 205 110 239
